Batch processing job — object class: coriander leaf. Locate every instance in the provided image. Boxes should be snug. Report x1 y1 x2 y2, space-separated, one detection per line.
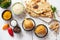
51 5 57 20
51 5 56 13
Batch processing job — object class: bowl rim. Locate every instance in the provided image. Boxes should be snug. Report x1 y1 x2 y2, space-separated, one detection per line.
11 2 25 15
10 19 18 27
13 26 21 33
22 18 36 31
2 10 12 21
34 24 48 38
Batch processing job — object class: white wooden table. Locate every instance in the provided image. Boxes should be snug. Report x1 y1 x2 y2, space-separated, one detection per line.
0 0 60 40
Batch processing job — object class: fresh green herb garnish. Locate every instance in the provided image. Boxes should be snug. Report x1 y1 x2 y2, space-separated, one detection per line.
51 5 57 19
0 0 11 8
51 5 56 13
0 0 4 2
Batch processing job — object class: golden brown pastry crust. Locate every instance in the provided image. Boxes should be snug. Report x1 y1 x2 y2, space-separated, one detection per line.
25 0 53 18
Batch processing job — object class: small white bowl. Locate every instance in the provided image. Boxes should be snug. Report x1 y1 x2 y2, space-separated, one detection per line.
12 2 25 15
